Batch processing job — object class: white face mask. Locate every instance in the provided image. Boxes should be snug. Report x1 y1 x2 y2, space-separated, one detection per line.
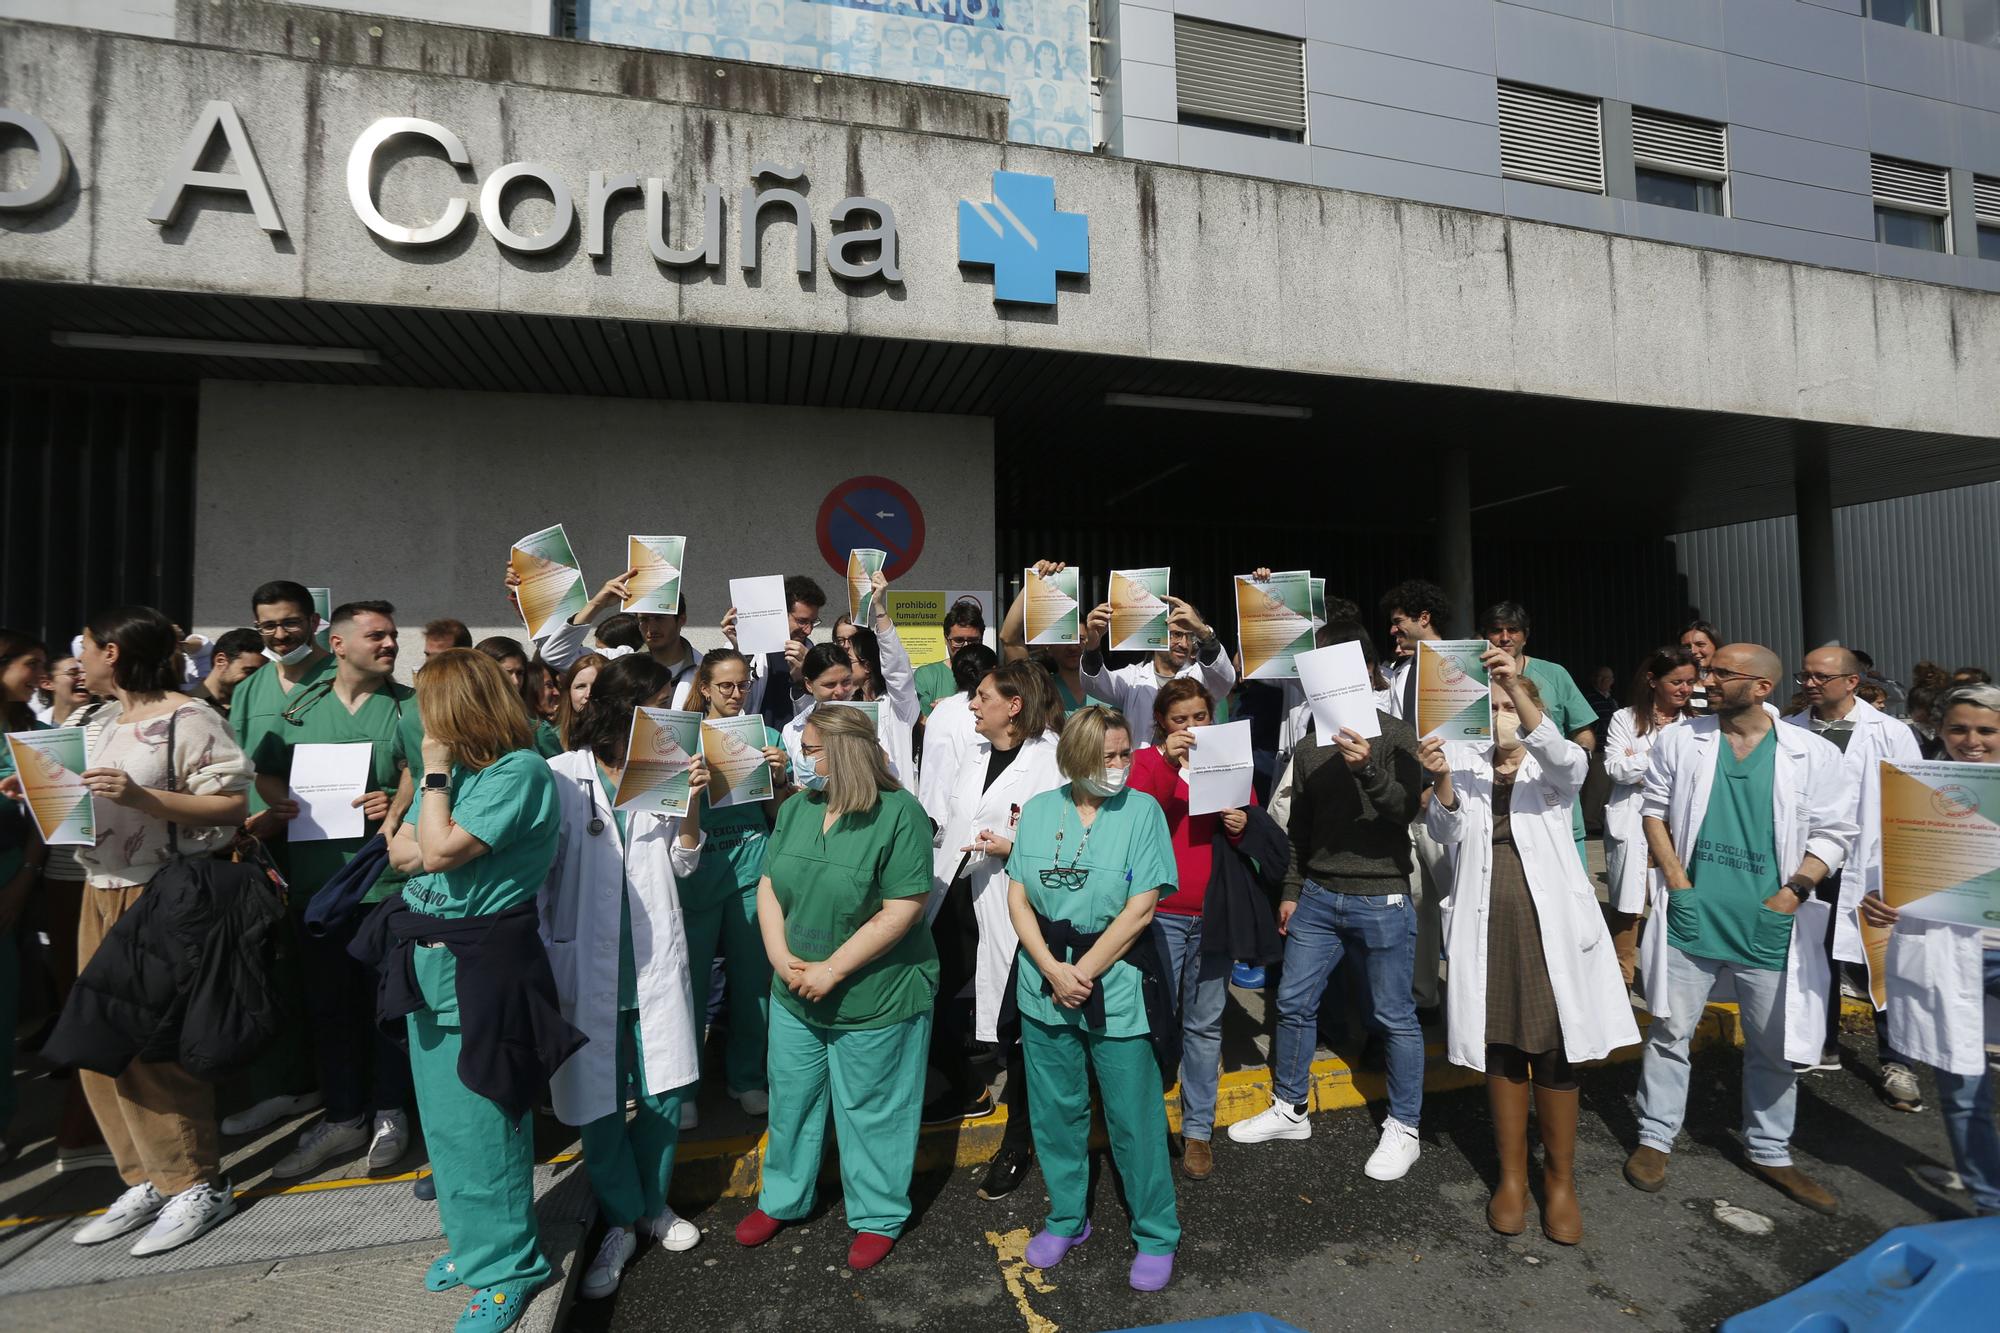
265 641 315 667
1077 764 1130 798
1492 710 1522 751
795 751 829 791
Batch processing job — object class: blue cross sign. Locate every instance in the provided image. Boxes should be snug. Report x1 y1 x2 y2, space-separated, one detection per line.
957 171 1089 306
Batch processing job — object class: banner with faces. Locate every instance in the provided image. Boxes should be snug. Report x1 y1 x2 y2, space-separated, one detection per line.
583 0 1093 153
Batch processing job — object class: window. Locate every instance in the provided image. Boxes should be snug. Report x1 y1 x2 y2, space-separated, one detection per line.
1867 0 1937 32
1977 177 2000 260
1871 156 1952 252
1632 109 1728 215
1173 17 1306 141
1968 0 2000 50
1497 82 1604 194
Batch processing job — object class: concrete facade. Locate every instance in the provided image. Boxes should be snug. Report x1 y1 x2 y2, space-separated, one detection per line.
4 6 1999 443
191 381 996 642
1102 0 2000 294
0 0 554 38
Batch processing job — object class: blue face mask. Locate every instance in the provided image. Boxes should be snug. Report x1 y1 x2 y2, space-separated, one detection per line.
795 751 829 791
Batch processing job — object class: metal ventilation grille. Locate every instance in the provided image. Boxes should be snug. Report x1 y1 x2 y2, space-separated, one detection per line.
1975 176 2000 224
1633 108 1728 180
1498 82 1604 193
1174 16 1306 133
1871 156 1951 214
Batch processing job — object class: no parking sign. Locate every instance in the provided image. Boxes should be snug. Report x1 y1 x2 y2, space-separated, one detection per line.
816 476 926 580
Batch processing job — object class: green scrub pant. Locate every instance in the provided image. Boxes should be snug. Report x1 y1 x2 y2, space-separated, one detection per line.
408 1008 551 1291
577 1007 684 1228
681 876 771 1094
759 1003 929 1237
1021 1016 1181 1256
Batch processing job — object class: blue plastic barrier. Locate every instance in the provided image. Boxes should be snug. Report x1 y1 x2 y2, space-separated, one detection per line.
1106 1317 1307 1333
1721 1216 2000 1332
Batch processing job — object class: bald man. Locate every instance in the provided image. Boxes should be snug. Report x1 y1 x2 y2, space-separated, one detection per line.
1626 642 1858 1215
1784 644 1924 1104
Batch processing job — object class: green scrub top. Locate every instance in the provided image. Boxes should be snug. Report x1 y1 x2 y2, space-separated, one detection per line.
762 786 938 1030
1522 656 1596 847
534 720 564 759
1053 677 1114 717
680 721 780 905
1004 785 1177 1038
915 659 955 718
593 764 640 1011
406 748 563 1022
230 653 337 816
1669 729 1790 972
240 679 413 896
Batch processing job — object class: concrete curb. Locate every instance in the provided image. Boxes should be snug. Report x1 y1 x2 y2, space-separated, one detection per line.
665 996 1878 1206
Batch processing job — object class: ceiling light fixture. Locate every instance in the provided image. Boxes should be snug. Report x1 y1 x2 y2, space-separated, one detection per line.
51 331 382 366
1103 391 1312 419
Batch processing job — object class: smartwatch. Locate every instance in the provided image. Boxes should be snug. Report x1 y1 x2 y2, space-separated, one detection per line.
423 771 451 793
1781 876 1814 904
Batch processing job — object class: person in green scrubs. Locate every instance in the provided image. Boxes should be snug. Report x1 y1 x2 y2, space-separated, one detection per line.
1004 704 1182 1292
474 637 565 758
679 650 795 1119
0 629 50 1161
734 703 938 1273
239 601 415 1178
386 650 563 1333
915 598 990 719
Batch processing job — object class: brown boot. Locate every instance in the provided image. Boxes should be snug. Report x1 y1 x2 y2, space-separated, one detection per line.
1535 1083 1582 1245
1485 1073 1531 1236
1180 1138 1214 1181
1623 1145 1668 1193
1747 1161 1840 1216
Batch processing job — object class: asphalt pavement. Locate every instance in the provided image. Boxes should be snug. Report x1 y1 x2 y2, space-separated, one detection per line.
571 1040 1975 1333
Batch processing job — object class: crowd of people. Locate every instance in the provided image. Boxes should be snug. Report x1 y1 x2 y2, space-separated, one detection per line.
0 561 1995 1332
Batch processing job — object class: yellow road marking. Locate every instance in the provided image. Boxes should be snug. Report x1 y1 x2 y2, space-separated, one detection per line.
987 1227 1059 1333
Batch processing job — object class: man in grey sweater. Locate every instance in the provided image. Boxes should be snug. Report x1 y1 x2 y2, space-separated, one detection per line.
1230 634 1424 1181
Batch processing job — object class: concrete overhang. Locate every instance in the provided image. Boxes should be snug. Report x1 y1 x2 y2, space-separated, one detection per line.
3 0 1997 530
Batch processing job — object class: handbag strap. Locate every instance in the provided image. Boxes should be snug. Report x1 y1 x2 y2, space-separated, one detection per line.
163 704 184 858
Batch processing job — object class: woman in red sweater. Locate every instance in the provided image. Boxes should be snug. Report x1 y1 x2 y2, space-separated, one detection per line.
1129 678 1254 1181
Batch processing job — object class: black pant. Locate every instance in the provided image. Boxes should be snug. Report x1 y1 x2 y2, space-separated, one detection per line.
1814 872 1907 1065
928 877 1033 1149
302 927 412 1124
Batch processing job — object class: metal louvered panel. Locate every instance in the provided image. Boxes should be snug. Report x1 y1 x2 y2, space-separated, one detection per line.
1498 82 1604 194
1632 108 1728 181
1174 16 1306 133
1975 177 2000 224
1871 156 1950 214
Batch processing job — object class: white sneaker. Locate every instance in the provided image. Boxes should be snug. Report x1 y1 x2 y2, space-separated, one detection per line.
72 1182 164 1245
642 1206 701 1252
220 1091 322 1137
679 1100 699 1131
1226 1101 1311 1144
579 1226 637 1300
129 1180 236 1256
1882 1062 1926 1112
272 1117 368 1179
1915 1163 1967 1192
733 1088 769 1117
1363 1117 1421 1182
368 1110 411 1171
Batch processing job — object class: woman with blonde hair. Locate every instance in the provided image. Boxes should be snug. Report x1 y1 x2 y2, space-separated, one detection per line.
382 648 569 1332
1005 704 1181 1291
735 703 938 1272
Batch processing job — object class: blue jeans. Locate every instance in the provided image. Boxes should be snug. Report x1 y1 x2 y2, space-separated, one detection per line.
1637 944 1796 1166
1272 883 1423 1127
1151 912 1229 1142
1935 949 2000 1216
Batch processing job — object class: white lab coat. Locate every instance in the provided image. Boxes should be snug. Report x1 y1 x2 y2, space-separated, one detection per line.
782 696 903 781
1883 919 1993 1076
1601 707 1684 913
874 618 922 785
1082 649 1237 739
928 732 1064 1043
1425 716 1641 1071
539 749 702 1127
919 691 975 824
1639 715 1857 1064
1781 698 1923 963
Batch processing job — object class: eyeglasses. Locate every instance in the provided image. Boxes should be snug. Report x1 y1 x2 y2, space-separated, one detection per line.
256 617 309 635
946 636 983 650
1038 866 1089 892
709 680 749 695
280 679 337 724
1792 671 1855 686
1706 667 1769 685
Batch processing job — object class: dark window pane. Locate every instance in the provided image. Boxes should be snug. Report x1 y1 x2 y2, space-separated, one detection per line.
1636 168 1723 216
1980 226 2000 262
1875 205 1946 252
1868 0 1934 32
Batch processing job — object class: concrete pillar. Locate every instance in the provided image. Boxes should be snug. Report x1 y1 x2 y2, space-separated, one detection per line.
1439 446 1475 639
1795 430 1840 650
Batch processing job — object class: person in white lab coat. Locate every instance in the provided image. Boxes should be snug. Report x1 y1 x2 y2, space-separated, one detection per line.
1421 649 1640 1245
539 655 708 1301
1782 645 1925 1095
918 645 998 826
1078 578 1235 738
1601 646 1698 986
925 661 1065 1199
1627 643 1857 1215
840 570 922 786
1858 683 2000 1217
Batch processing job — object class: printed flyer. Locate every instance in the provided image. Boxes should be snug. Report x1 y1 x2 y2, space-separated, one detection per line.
847 548 888 625
510 524 588 640
625 535 686 615
1110 567 1171 653
1024 566 1080 646
613 707 701 816
702 713 775 808
1417 640 1492 741
1235 571 1314 680
5 727 95 845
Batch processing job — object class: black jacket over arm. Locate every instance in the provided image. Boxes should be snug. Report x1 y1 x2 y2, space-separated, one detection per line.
1201 804 1288 966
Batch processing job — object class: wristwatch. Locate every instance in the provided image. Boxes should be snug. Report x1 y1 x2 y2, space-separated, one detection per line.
423 771 450 793
1780 876 1814 904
